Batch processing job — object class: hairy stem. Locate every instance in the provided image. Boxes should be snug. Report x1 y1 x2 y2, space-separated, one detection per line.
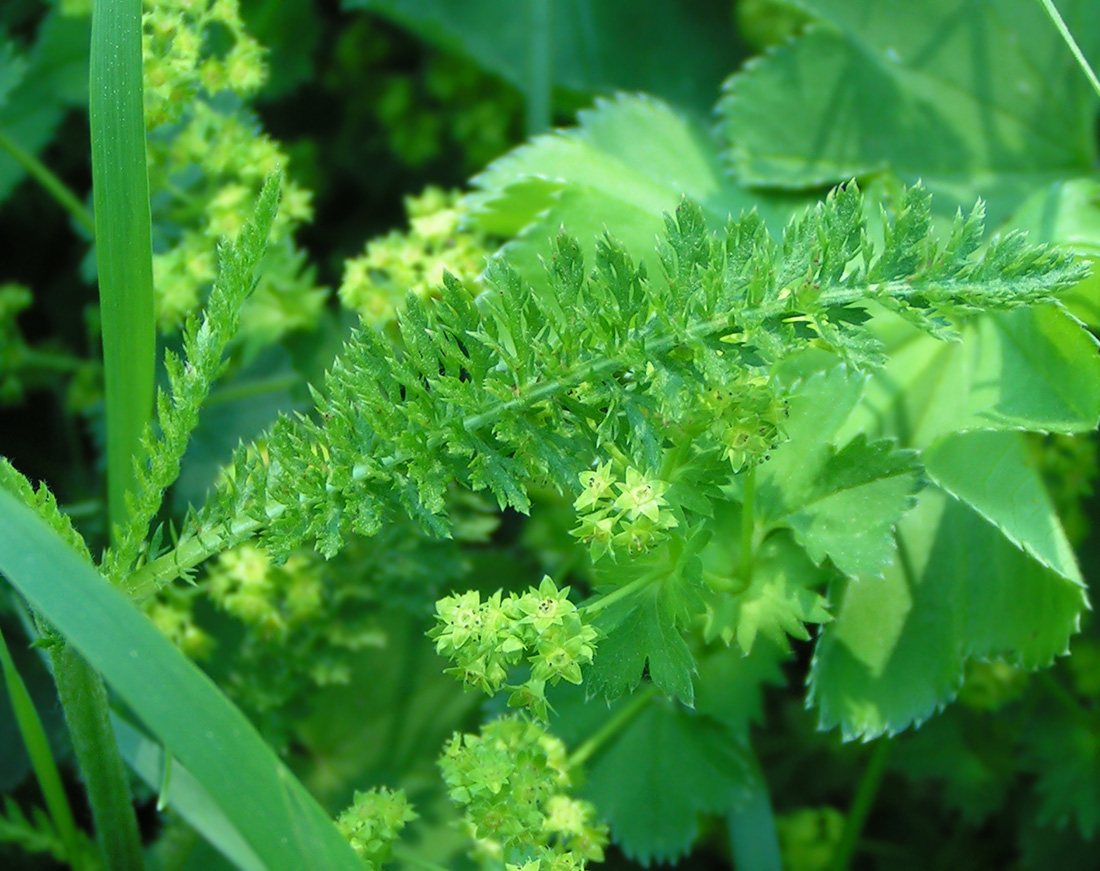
0 132 96 235
50 644 144 871
828 738 891 871
123 513 265 601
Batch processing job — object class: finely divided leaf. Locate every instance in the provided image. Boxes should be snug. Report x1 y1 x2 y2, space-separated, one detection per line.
581 697 752 865
809 487 1086 740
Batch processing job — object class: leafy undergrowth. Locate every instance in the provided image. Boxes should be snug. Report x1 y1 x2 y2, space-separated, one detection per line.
0 2 1099 871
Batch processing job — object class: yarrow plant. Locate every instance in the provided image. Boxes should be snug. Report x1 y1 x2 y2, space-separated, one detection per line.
0 2 1099 871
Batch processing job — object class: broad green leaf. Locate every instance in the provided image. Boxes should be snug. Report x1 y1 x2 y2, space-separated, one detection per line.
0 489 365 871
587 577 697 706
809 487 1085 740
344 0 740 116
720 0 1100 223
464 94 798 279
580 696 752 865
694 638 787 732
0 12 89 202
757 366 923 579
924 430 1082 585
844 305 1100 448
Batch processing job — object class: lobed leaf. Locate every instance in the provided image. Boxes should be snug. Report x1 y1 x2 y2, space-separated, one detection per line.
809 487 1086 740
720 0 1100 223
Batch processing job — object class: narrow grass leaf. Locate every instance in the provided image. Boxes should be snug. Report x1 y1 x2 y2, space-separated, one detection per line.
0 489 364 871
90 0 156 532
0 625 81 863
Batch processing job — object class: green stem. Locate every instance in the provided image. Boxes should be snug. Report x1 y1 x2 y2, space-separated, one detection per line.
0 131 96 235
579 568 660 618
124 513 265 601
828 739 891 871
567 687 655 769
526 0 552 136
1037 0 1100 99
50 644 144 871
0 626 83 865
739 465 756 583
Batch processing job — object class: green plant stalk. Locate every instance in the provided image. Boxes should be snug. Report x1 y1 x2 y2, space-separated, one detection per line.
0 132 96 235
1037 0 1100 100
0 626 83 865
50 643 144 871
567 686 655 768
828 738 892 871
90 0 156 535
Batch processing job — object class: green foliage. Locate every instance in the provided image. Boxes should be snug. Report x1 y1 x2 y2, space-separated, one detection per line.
579 697 750 865
107 175 281 585
720 0 1100 223
2 2 1100 870
439 715 607 869
348 0 741 117
335 786 417 868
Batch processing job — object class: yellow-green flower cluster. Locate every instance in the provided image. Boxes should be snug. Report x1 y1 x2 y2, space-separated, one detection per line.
571 464 679 561
142 1 323 342
339 187 491 328
335 787 417 871
440 716 607 868
430 577 598 720
701 375 787 472
145 588 214 660
205 543 323 641
143 0 266 129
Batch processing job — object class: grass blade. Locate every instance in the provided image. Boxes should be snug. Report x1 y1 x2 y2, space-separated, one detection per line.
89 0 156 532
0 489 365 871
0 625 83 863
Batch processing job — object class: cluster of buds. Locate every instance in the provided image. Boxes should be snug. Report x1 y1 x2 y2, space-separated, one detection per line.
338 188 489 328
430 577 598 719
701 375 787 472
143 0 267 129
571 463 679 561
439 717 607 867
205 543 324 642
335 787 417 870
